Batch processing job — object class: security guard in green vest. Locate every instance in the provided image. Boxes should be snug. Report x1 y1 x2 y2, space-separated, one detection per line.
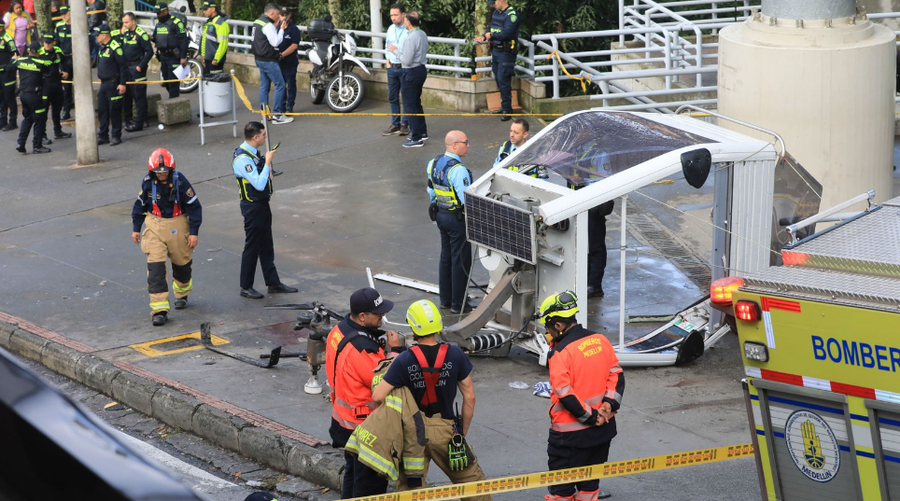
0 23 17 131
151 2 188 99
55 5 74 120
38 33 71 144
95 24 128 146
120 12 153 132
200 1 230 75
11 42 50 154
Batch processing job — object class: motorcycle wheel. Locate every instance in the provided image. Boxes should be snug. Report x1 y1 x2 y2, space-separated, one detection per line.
310 82 325 105
325 71 364 113
178 58 204 94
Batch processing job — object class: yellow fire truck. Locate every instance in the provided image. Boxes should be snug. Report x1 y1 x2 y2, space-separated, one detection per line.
720 194 900 500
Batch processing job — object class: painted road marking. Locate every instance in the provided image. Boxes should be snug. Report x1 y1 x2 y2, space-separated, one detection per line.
129 331 230 358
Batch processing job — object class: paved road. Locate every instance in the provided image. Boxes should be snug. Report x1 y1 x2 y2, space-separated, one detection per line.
2 78 897 500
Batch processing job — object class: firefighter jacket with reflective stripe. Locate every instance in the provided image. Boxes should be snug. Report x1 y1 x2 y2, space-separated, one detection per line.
132 172 203 236
153 14 187 57
547 325 624 448
0 32 16 69
201 13 230 62
346 359 426 481
427 154 469 212
233 145 273 203
97 39 127 84
121 26 153 68
251 15 280 61
326 317 393 447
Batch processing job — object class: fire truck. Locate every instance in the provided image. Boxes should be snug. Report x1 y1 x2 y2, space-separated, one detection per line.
716 192 900 500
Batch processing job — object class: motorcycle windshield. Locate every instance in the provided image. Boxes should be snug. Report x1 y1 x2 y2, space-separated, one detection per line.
509 111 715 188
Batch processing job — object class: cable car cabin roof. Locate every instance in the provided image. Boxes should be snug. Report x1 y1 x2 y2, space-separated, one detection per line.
504 110 773 189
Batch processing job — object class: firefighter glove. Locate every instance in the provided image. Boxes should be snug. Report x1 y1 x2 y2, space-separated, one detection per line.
448 433 469 471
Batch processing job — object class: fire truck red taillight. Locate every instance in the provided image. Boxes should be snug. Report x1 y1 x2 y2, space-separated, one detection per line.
735 300 761 322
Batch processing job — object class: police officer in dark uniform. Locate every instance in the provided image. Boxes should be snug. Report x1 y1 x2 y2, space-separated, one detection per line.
232 121 298 299
95 24 128 146
11 41 51 154
151 2 188 99
88 0 107 63
55 5 74 120
427 130 474 314
120 12 153 132
475 0 519 121
38 33 71 144
0 22 17 131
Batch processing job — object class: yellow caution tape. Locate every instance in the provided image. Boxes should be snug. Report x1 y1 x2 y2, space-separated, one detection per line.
229 74 563 118
60 77 199 85
547 50 592 93
342 443 755 501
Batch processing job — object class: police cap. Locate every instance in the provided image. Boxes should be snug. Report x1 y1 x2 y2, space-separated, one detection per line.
42 33 56 43
155 2 169 12
58 5 69 14
96 24 112 35
28 40 42 53
201 1 217 9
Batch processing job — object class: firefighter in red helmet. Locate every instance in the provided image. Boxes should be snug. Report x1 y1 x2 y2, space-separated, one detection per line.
131 148 202 326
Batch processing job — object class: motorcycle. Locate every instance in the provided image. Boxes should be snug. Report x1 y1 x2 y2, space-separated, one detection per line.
177 18 204 93
306 17 370 113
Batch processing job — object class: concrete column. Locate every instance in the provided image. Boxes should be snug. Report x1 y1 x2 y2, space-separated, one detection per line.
70 0 100 165
369 0 383 61
761 0 857 20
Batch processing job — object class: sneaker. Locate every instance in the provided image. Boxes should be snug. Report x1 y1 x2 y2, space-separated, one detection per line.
405 133 428 141
382 124 402 136
33 146 51 154
110 137 122 146
54 131 73 139
1 123 16 131
398 124 410 136
270 115 294 125
402 139 424 148
42 137 52 145
174 296 188 310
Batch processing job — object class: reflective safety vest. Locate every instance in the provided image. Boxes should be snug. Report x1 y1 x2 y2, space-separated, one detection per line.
154 16 184 52
251 15 280 61
345 358 427 482
547 325 623 435
233 145 273 203
152 172 183 218
325 319 392 436
201 13 229 62
427 155 469 212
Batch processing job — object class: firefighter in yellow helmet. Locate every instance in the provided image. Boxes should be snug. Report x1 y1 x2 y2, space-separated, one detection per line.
373 300 492 500
540 291 623 501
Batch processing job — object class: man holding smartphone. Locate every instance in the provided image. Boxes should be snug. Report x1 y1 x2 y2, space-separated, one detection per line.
232 121 298 299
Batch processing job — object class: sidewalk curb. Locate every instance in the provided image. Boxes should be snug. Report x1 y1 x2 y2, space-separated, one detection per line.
0 318 344 491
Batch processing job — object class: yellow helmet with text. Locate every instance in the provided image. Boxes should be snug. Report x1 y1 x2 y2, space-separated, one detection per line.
406 299 443 337
538 290 579 324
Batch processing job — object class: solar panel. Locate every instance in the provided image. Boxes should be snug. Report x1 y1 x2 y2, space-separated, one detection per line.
466 193 537 264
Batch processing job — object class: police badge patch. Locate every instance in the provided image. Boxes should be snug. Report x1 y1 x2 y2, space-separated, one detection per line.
245 165 253 173
185 187 195 198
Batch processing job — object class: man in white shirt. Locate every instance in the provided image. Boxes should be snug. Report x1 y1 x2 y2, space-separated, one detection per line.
382 3 408 136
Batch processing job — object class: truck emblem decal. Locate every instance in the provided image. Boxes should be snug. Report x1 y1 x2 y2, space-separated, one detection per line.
785 410 840 483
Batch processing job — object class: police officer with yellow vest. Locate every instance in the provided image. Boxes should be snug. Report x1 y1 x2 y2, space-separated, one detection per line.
151 2 188 99
120 12 153 132
200 1 230 75
38 33 71 144
11 42 50 154
475 0 519 121
427 130 474 314
539 291 623 501
55 5 74 120
0 23 17 131
232 121 299 299
95 24 127 146
494 117 529 168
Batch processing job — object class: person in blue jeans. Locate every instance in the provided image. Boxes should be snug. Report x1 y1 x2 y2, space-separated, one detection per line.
381 3 408 136
277 9 301 113
391 11 428 148
251 3 292 124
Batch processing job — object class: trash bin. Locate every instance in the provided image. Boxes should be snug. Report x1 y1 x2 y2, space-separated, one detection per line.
201 73 232 116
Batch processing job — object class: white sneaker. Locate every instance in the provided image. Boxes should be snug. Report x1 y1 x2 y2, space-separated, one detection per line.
270 115 294 124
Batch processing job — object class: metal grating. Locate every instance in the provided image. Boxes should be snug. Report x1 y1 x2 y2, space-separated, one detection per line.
466 193 537 264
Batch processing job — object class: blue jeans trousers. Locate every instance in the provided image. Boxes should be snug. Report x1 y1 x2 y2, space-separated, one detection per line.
256 59 285 114
387 66 406 127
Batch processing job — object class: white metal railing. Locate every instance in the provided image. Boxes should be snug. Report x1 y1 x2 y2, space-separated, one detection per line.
134 12 473 75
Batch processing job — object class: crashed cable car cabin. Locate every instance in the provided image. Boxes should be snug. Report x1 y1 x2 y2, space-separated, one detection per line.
439 109 821 367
